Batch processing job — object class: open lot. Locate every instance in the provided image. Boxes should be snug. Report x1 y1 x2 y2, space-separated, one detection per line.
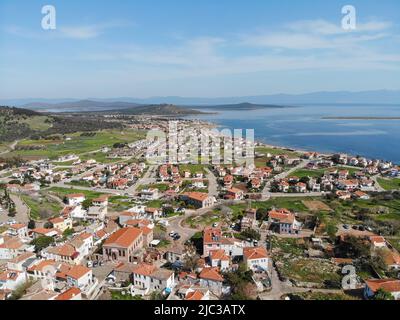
303 200 332 212
21 193 62 221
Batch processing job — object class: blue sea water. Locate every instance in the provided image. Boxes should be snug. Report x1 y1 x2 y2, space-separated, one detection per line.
190 104 400 163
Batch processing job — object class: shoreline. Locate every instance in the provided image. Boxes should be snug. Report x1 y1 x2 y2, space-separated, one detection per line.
198 119 398 165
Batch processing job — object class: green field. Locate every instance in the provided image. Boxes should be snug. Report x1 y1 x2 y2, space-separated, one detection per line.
271 237 341 286
19 116 52 131
228 197 314 217
377 178 400 191
46 187 110 202
255 146 301 157
21 194 62 221
8 129 145 160
137 184 169 192
178 164 207 175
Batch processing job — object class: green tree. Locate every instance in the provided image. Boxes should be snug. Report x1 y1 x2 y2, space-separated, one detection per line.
31 236 54 252
28 220 36 229
374 289 394 300
240 229 261 241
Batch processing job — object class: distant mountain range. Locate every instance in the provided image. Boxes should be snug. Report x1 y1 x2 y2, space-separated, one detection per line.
1 90 399 110
21 100 142 113
97 104 210 116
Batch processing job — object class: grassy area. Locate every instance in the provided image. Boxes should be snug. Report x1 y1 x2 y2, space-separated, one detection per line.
178 164 207 175
272 237 341 286
145 200 164 208
47 187 110 202
377 178 400 191
19 116 52 131
138 184 170 192
80 152 123 164
111 291 143 300
8 129 145 160
21 194 62 221
228 197 313 219
0 226 8 234
292 292 359 300
108 196 132 211
185 211 221 229
66 180 93 188
255 146 300 157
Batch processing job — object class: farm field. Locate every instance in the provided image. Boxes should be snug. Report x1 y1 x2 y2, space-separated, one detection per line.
46 187 111 202
377 178 400 191
6 129 146 160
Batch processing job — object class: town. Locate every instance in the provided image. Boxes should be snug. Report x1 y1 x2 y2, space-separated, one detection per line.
0 115 400 302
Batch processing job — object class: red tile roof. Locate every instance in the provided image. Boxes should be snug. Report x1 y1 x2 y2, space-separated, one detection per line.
365 279 400 293
104 227 142 249
199 267 224 282
243 247 269 260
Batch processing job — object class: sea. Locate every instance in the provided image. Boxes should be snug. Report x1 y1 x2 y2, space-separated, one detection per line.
189 104 400 164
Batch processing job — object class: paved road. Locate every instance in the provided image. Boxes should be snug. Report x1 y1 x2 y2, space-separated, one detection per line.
0 140 18 156
9 194 30 223
205 167 218 198
166 206 218 245
127 165 157 194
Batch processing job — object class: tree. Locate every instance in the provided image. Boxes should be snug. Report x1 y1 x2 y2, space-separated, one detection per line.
240 229 261 241
256 208 269 221
82 199 92 210
63 228 75 239
183 253 200 272
150 291 165 300
223 263 255 300
374 289 394 300
31 236 54 252
28 220 36 230
163 206 175 217
44 222 54 229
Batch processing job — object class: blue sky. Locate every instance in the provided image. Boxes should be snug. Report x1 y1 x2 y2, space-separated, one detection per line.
0 0 399 99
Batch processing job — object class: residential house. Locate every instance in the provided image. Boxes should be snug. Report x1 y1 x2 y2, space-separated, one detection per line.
199 268 224 296
268 209 302 234
364 279 400 300
49 217 73 233
209 250 230 271
65 194 85 206
8 224 28 239
131 263 175 296
103 227 143 263
180 192 215 209
225 188 244 201
243 247 269 272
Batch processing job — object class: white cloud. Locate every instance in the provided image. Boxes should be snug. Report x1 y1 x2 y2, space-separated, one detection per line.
60 26 102 39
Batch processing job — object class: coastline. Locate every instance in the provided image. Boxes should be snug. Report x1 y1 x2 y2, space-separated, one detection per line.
199 118 397 165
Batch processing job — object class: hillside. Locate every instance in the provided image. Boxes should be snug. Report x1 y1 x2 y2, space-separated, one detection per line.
22 100 143 113
0 106 122 143
0 106 52 142
101 104 211 116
